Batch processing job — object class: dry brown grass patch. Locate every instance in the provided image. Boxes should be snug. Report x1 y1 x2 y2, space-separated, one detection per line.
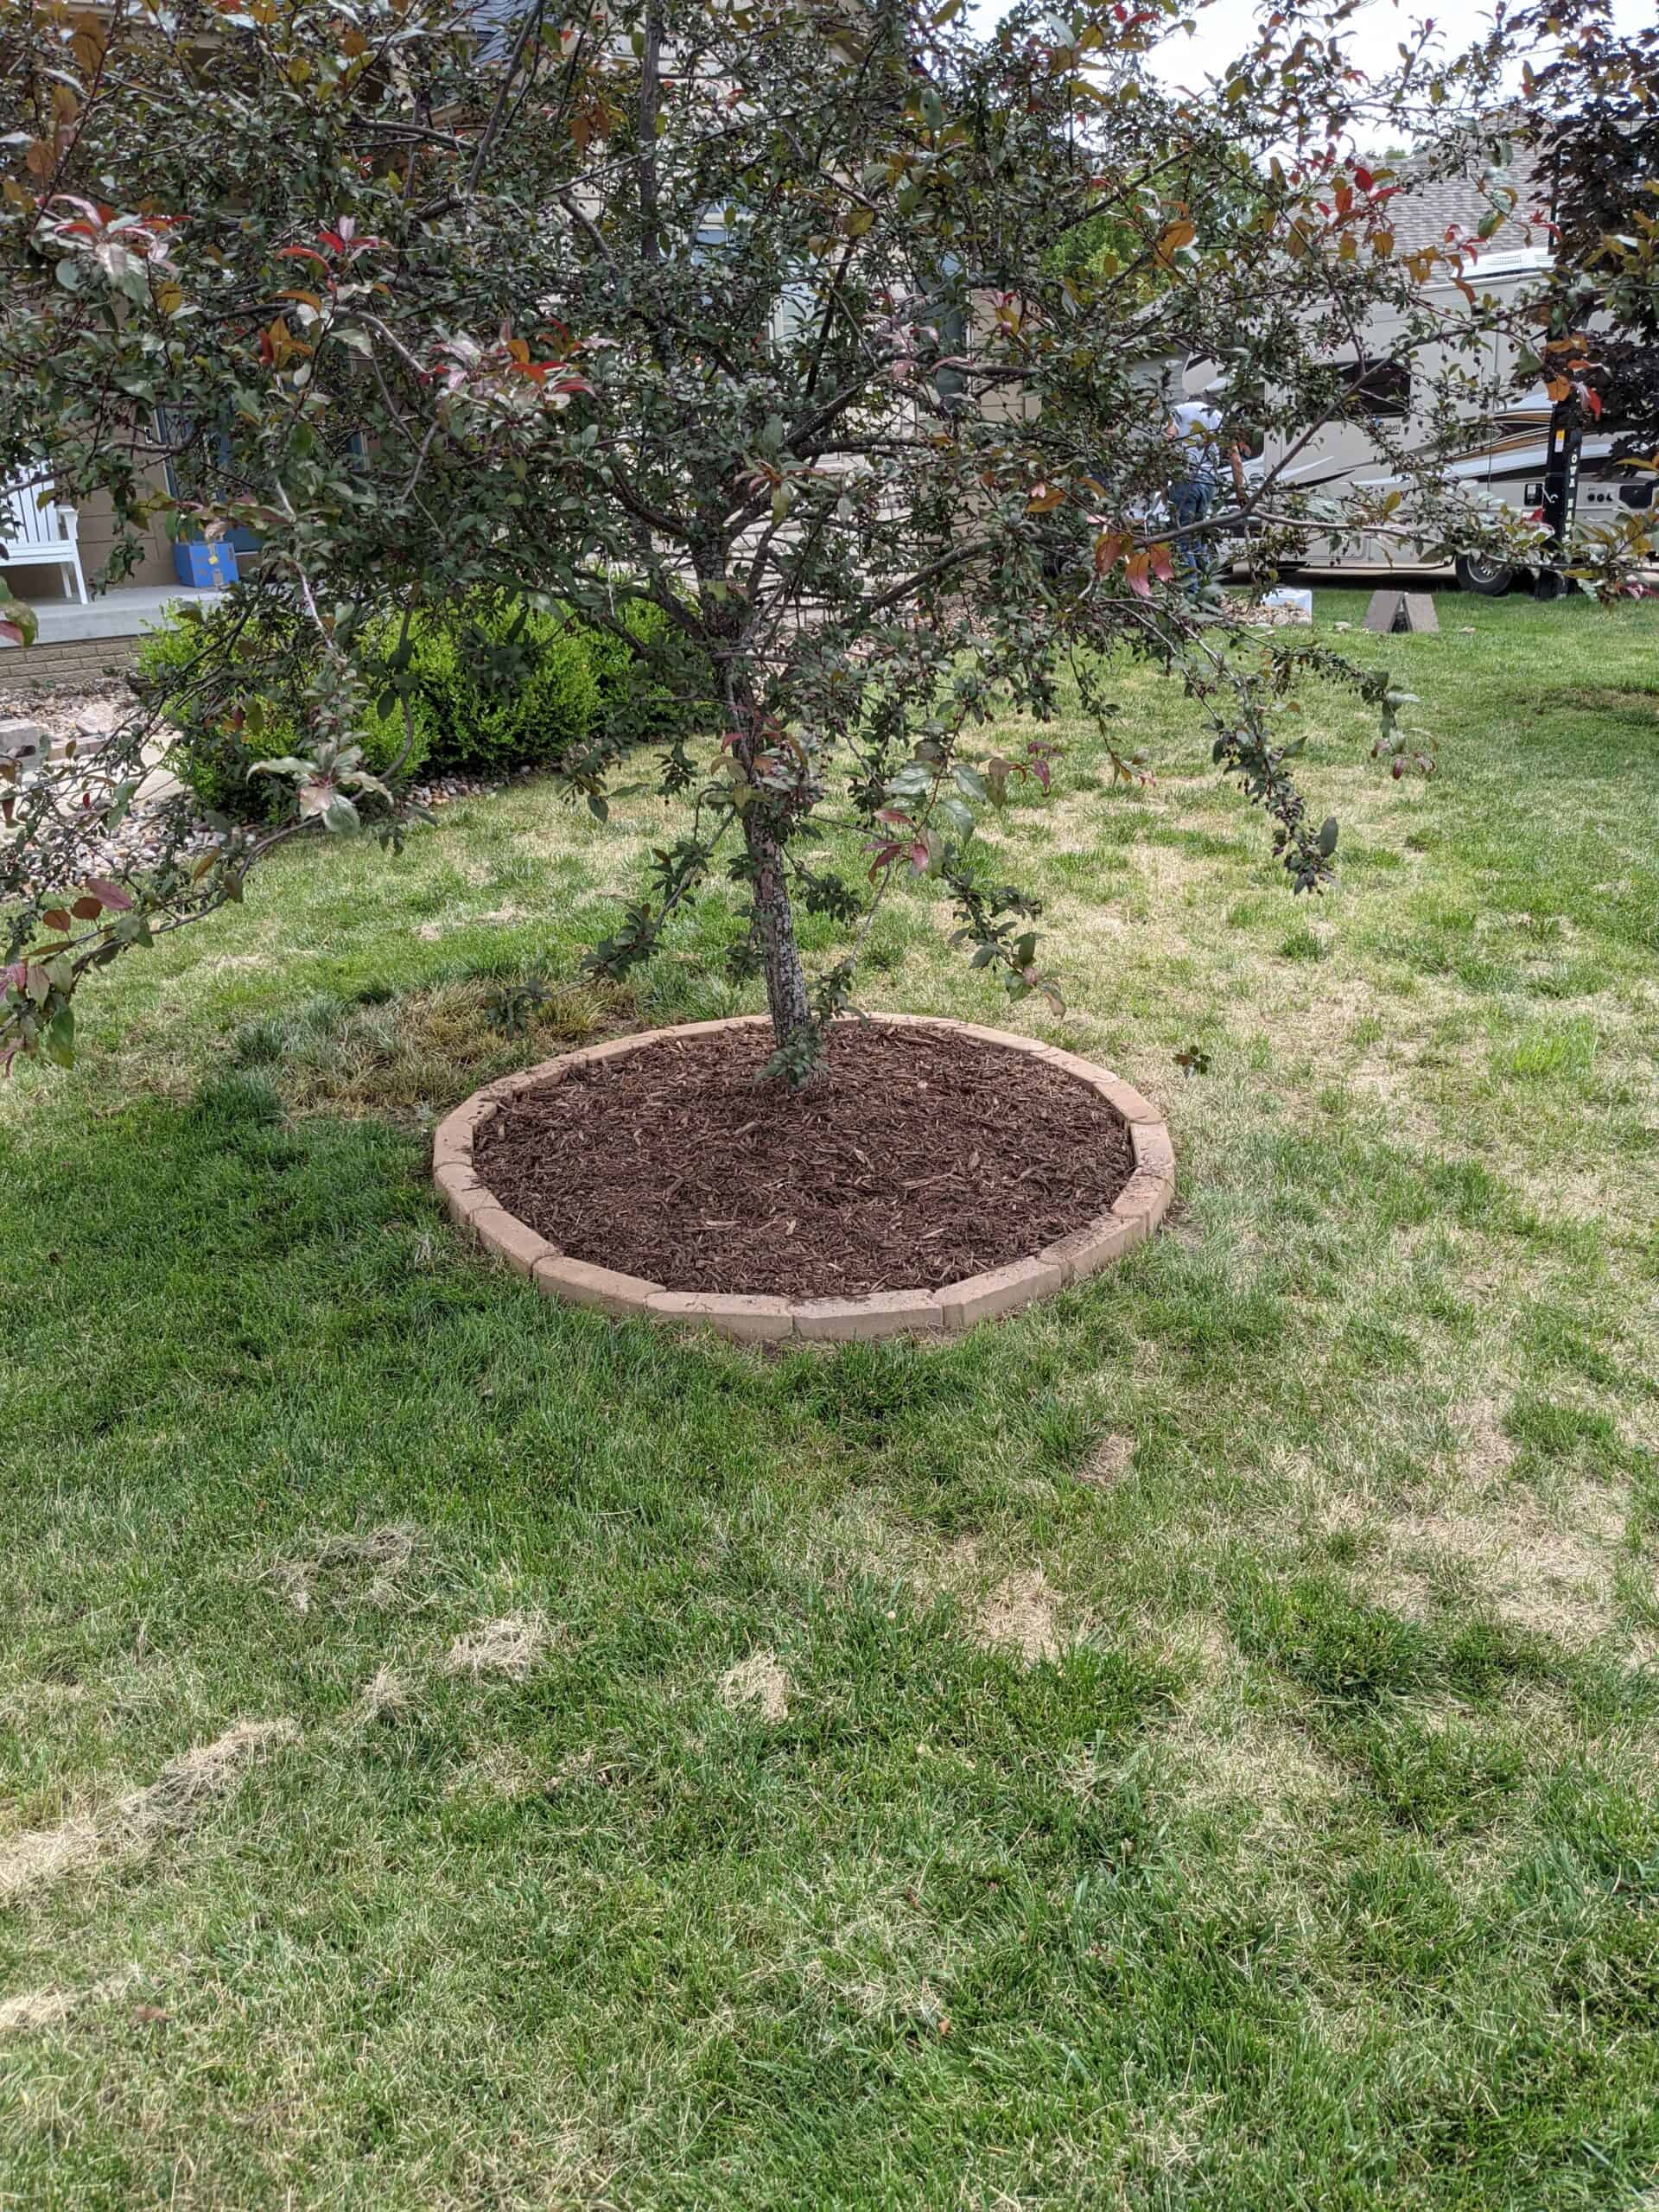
718 1649 791 1722
1328 1469 1624 1646
356 1668 413 1724
1391 1485 1621 1645
0 1719 300 1905
1078 1432 1135 1488
443 1613 550 1681
975 1572 1062 1668
270 1522 421 1615
233 976 630 1125
444 1745 543 1801
0 1967 144 2035
825 1501 1077 1669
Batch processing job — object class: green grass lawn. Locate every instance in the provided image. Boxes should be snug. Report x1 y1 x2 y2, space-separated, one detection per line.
3 587 1657 2209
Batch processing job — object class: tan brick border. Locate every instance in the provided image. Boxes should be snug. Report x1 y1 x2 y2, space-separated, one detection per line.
433 1014 1173 1344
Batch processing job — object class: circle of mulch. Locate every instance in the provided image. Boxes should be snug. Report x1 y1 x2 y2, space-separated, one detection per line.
470 1019 1136 1301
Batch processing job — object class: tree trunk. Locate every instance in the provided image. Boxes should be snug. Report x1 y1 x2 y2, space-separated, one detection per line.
716 626 816 1079
743 800 813 1064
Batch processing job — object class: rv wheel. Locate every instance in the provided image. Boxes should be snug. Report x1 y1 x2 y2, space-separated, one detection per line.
1454 554 1515 597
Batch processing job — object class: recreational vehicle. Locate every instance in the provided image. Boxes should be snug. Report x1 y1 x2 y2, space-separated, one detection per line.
1200 150 1654 592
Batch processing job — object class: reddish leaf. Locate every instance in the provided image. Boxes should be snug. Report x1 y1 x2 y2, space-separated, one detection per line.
71 894 104 921
83 875 133 912
1093 530 1128 575
41 907 73 932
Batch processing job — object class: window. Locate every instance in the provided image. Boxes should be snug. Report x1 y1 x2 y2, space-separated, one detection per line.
1339 358 1411 420
154 408 263 553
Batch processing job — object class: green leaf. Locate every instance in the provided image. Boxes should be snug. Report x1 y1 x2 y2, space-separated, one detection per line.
42 1005 75 1067
0 595 39 649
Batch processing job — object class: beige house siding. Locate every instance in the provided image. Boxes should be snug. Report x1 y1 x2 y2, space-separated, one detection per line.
72 480 178 591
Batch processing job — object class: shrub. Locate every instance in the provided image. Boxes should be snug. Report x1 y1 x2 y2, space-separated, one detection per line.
136 606 429 820
137 591 708 822
577 600 717 746
135 610 297 820
367 596 598 777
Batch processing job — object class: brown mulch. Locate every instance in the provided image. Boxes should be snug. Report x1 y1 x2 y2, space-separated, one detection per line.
470 1019 1135 1300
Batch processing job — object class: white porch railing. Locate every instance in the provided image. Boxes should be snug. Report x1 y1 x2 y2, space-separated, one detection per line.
1 469 89 604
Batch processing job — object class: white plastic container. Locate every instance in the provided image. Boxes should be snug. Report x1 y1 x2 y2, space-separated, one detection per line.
1261 586 1313 623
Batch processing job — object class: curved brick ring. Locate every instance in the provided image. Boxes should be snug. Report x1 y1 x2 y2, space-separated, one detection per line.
433 1014 1174 1344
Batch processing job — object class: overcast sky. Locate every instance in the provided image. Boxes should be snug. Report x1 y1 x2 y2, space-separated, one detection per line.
964 0 1651 106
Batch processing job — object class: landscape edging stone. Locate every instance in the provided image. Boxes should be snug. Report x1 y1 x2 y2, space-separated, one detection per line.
438 1015 1174 1340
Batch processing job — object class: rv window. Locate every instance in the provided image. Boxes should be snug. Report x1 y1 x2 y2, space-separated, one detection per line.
1340 359 1411 420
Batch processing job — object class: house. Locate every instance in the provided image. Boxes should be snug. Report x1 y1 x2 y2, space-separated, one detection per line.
0 420 235 691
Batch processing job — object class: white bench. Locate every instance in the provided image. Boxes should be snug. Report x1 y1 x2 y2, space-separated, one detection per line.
1 469 88 604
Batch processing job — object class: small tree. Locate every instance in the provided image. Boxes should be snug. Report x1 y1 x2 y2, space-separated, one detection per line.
3 0 1515 1081
1518 0 1659 592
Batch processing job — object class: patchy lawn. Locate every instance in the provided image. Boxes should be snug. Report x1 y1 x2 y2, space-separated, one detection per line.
3 586 1657 2209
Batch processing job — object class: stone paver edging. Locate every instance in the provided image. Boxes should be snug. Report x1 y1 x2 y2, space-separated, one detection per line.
433 1014 1174 1344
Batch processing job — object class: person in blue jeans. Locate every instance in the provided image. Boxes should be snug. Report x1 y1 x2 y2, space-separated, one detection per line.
1166 392 1226 592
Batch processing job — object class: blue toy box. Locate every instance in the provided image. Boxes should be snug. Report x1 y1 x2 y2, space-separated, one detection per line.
173 539 239 588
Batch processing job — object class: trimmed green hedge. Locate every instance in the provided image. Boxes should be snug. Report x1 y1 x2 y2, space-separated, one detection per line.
136 607 425 821
137 593 710 820
359 597 596 779
579 600 716 746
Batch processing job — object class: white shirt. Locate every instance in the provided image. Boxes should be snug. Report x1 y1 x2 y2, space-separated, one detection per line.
1170 400 1223 449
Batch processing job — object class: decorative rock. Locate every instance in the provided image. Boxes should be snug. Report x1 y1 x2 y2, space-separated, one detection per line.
0 717 47 757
